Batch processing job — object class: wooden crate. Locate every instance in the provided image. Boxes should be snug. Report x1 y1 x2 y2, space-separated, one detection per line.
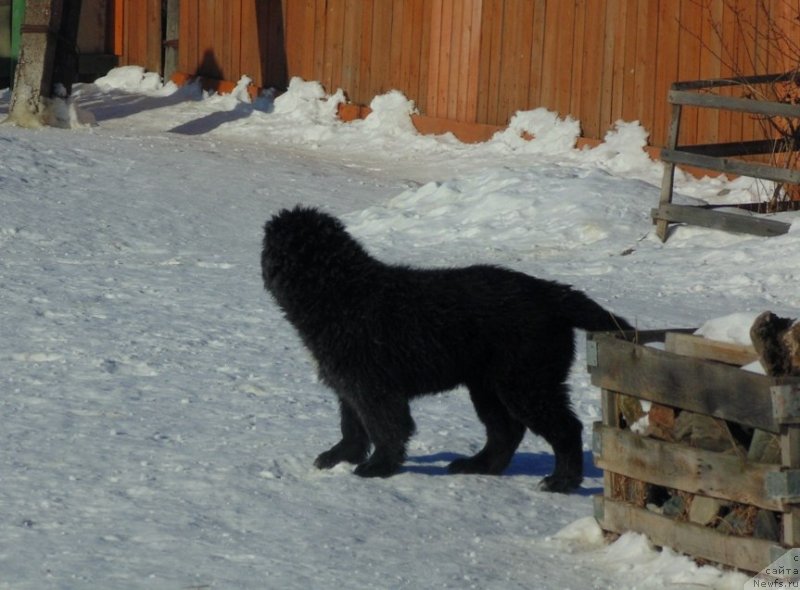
588 329 800 573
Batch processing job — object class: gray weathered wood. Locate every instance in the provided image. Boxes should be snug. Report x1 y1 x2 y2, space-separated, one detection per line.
677 138 794 158
664 332 758 366
593 423 784 510
656 72 800 242
656 103 682 241
164 0 180 81
661 148 800 185
589 333 784 432
6 0 63 127
669 88 800 118
671 71 799 92
595 496 783 573
651 204 792 238
781 425 800 546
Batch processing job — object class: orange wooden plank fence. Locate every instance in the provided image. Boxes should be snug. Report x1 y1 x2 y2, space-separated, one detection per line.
116 0 800 148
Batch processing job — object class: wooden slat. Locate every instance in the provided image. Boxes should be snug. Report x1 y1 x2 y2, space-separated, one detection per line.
594 423 784 511
670 88 800 118
595 496 782 573
568 0 586 121
588 333 780 433
464 0 482 123
652 0 681 148
554 0 575 117
447 0 463 120
664 332 758 366
579 0 606 140
660 148 800 184
426 0 443 116
527 0 546 116
652 203 793 238
436 0 453 118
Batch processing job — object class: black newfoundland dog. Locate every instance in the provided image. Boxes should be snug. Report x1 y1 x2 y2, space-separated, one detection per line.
261 206 631 493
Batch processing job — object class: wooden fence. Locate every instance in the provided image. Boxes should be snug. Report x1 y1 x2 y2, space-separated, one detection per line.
116 0 800 148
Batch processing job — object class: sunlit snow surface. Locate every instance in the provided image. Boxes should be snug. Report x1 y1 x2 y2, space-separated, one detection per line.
1 69 795 588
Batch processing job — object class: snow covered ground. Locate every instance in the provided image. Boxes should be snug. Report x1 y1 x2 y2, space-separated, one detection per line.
1 67 798 589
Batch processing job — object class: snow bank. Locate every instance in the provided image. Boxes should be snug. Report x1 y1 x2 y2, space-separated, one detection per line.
94 65 173 94
695 311 763 345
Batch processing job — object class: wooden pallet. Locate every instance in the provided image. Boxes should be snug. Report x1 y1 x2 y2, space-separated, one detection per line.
653 73 798 242
588 329 800 572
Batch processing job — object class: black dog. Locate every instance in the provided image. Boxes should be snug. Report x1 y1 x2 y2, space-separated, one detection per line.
261 206 631 492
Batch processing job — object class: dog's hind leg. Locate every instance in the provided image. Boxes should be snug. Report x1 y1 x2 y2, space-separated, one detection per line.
498 383 584 493
352 396 416 478
314 399 371 469
448 384 525 475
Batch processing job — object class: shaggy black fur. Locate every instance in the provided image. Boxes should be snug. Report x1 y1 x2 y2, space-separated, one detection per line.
261 206 632 493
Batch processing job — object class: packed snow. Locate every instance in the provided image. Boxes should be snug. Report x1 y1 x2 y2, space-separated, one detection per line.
2 67 798 589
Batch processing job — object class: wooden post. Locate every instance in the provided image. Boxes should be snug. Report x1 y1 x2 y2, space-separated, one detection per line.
780 425 800 547
655 101 682 241
6 0 64 127
163 0 179 82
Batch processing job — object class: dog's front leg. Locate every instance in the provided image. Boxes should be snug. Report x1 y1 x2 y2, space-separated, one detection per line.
314 398 370 469
352 396 416 478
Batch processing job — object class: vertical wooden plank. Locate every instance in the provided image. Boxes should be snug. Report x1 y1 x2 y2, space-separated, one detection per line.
325 0 346 93
609 0 628 125
426 0 443 116
598 0 618 138
511 0 534 117
114 0 124 57
311 0 327 82
478 0 503 124
464 0 482 123
402 0 417 97
716 0 737 144
447 0 463 120
569 0 586 123
540 0 560 111
387 0 404 90
341 0 362 101
555 0 576 117
620 0 639 123
652 0 680 147
579 0 607 140
496 0 521 124
528 0 554 109
213 0 224 78
415 0 432 114
698 0 723 145
455 0 472 122
239 0 259 82
633 0 658 144
436 0 453 118
229 0 242 84
358 0 375 106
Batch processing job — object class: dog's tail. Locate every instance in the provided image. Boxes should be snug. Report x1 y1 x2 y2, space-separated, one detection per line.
560 287 633 333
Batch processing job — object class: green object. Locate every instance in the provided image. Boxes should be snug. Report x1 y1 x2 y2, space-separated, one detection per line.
10 0 24 87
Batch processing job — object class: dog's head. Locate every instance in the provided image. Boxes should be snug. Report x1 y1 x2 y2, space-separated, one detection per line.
261 206 370 297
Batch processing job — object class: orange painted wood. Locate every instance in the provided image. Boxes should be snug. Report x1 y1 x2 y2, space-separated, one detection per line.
579 0 606 140
123 0 800 151
437 0 454 119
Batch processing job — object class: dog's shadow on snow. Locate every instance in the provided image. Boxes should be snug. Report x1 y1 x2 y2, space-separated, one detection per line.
403 451 602 496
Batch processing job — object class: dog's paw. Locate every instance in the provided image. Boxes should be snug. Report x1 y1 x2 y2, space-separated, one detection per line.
314 450 342 470
353 459 401 478
314 441 370 470
539 474 582 494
